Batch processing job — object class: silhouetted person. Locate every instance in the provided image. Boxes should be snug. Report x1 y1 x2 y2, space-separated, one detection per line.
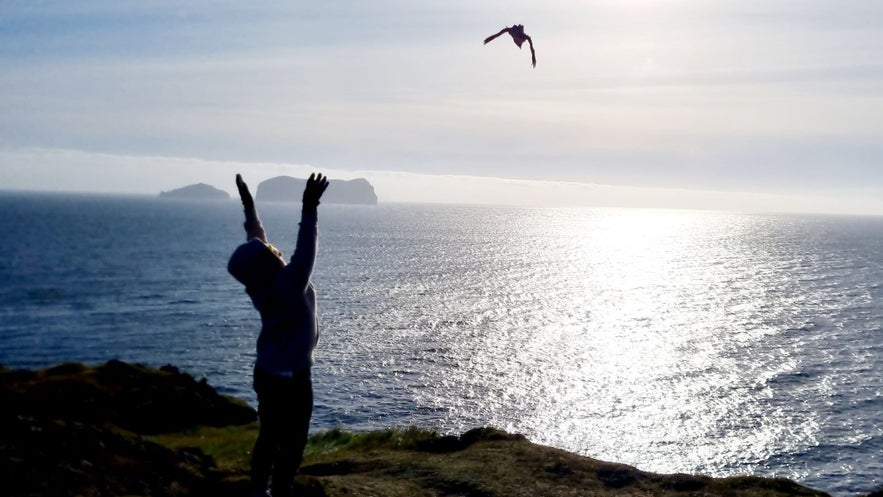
228 172 329 497
484 24 536 67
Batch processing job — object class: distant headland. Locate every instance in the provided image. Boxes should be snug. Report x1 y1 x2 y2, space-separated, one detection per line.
158 183 230 200
256 176 378 205
157 177 378 204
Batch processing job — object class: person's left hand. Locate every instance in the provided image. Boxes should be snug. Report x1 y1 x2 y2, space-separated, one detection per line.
302 173 330 209
236 174 254 208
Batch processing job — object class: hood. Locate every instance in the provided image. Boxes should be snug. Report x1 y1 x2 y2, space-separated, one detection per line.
228 238 285 289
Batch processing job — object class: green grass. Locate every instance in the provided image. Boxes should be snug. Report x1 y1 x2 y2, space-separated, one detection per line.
147 422 259 474
306 426 441 455
150 424 444 472
148 425 836 497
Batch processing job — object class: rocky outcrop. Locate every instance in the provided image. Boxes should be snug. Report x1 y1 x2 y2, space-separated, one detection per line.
0 360 255 433
0 360 255 497
159 183 230 200
256 176 377 205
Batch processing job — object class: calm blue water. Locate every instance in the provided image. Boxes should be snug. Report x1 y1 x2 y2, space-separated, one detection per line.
0 191 880 495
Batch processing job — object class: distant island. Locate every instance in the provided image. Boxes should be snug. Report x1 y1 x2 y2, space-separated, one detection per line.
157 177 378 204
159 183 230 200
256 176 377 205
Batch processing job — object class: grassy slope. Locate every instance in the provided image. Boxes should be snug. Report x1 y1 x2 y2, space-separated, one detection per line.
0 361 867 497
153 425 832 497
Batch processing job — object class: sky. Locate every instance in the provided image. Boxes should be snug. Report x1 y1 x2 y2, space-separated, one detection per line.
2 1 883 214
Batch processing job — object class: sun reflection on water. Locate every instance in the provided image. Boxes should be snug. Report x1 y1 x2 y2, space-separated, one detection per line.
404 208 829 475
312 205 881 494
1 196 877 495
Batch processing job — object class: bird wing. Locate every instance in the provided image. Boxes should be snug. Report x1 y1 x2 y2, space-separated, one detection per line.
526 35 536 67
483 27 509 44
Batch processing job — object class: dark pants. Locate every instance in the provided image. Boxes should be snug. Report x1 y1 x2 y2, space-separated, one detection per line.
251 366 313 497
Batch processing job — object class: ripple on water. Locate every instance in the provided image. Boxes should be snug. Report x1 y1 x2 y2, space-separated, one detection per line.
0 198 880 495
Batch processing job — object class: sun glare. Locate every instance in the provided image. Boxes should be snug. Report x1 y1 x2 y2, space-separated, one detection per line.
584 208 701 284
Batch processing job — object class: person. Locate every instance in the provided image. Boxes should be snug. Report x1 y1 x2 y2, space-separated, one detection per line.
227 172 330 497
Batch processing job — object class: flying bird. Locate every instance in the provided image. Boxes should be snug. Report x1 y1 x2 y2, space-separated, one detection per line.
483 24 536 68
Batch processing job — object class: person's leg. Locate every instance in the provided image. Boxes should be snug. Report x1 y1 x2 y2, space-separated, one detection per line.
270 370 313 497
251 367 283 495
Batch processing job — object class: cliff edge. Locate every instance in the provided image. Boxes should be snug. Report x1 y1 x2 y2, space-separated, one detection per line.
0 361 854 497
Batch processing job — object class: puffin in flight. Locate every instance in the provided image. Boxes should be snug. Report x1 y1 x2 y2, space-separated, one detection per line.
484 24 536 68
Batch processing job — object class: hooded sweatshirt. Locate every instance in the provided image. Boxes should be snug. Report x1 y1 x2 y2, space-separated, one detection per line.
229 209 319 376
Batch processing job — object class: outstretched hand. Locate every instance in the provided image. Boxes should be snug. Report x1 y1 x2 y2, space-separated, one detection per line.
236 174 254 208
302 173 330 209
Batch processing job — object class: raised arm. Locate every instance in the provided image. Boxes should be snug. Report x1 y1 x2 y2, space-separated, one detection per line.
236 174 268 243
287 173 330 289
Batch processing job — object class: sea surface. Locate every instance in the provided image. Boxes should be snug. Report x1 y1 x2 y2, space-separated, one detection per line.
0 191 880 495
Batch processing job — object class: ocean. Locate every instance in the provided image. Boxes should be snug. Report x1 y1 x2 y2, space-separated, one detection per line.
0 191 880 496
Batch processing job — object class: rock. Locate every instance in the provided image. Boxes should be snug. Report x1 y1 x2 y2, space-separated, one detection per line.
0 359 255 434
159 183 230 200
0 413 219 497
256 176 378 205
0 360 253 497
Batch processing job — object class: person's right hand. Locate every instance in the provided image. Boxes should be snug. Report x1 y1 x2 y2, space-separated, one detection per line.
236 174 255 208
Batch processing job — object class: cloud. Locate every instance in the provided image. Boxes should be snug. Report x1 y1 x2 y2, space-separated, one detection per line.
1 1 882 202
